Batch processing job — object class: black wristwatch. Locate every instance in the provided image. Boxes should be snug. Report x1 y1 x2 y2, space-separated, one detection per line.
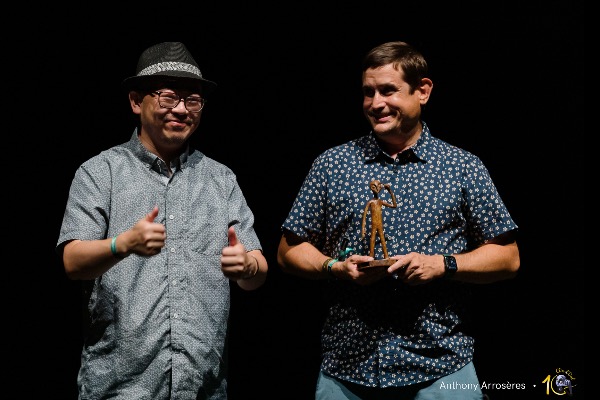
443 254 457 278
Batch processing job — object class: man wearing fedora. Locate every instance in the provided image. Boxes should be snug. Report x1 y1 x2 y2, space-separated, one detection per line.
57 41 267 399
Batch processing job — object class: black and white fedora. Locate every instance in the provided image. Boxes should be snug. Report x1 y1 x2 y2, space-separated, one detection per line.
122 42 217 95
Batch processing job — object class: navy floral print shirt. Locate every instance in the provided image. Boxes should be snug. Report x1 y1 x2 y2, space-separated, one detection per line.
281 123 518 388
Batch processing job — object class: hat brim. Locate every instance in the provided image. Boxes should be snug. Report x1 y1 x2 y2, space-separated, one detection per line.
122 72 217 96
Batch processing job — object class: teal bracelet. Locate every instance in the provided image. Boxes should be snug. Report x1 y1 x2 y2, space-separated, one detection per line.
110 236 124 259
338 247 354 261
327 258 338 276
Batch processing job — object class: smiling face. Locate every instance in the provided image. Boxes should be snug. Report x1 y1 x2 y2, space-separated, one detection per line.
129 81 205 161
361 64 432 152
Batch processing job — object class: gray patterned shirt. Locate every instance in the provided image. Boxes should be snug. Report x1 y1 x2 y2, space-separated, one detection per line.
57 129 261 399
281 123 518 388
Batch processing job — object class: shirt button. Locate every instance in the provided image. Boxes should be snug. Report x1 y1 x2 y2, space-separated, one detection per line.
169 214 174 220
173 313 179 319
170 247 176 253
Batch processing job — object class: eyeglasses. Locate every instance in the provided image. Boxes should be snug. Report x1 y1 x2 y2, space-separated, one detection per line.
151 91 206 112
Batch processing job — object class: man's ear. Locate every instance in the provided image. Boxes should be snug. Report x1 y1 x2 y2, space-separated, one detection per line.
418 78 433 105
129 91 143 114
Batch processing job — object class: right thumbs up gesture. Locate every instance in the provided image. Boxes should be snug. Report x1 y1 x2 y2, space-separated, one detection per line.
221 226 253 280
126 206 166 256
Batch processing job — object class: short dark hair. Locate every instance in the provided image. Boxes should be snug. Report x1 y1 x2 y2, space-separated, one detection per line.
362 41 428 93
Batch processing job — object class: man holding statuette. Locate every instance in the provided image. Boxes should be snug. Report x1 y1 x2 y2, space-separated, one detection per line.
276 41 519 399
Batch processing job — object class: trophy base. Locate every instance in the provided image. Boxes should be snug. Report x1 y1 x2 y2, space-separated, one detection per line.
357 258 396 270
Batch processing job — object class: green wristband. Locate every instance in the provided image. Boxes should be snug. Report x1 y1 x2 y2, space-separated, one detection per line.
110 236 124 259
327 258 338 276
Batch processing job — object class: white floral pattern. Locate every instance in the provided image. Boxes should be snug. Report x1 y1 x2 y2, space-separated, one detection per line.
281 123 518 388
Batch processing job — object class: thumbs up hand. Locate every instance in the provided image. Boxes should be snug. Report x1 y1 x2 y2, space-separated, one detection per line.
221 226 256 281
120 206 166 257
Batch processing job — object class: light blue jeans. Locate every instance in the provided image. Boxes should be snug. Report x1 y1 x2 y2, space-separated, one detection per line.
316 361 484 400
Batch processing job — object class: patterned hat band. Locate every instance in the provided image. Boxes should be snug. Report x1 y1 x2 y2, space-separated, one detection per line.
136 62 203 78
122 42 217 95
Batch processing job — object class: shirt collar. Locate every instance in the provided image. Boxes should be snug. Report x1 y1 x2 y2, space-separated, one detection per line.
363 122 431 164
128 128 190 173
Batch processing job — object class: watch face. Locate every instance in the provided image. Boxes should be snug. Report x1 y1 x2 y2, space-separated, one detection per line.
444 255 457 276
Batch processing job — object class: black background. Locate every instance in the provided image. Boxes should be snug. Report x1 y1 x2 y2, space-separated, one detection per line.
12 2 583 399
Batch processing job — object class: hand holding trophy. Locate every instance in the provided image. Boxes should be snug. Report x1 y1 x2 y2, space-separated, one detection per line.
358 179 397 269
